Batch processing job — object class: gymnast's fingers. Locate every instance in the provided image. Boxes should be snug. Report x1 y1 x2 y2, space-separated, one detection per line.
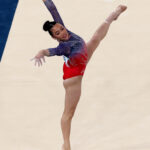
42 56 46 63
34 59 37 66
39 59 43 66
37 59 40 67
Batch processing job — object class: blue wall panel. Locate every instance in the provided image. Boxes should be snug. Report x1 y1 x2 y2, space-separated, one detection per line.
0 0 18 62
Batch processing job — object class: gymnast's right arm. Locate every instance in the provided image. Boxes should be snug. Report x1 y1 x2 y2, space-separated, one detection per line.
31 45 70 65
41 48 56 57
43 49 51 56
31 49 53 62
43 43 70 57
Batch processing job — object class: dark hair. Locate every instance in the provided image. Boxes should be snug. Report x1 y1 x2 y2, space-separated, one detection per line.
43 21 57 37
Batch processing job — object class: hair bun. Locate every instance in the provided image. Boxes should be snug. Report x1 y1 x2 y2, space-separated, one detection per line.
43 21 51 31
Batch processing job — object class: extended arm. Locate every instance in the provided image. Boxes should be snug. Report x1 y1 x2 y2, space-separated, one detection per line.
37 42 70 57
43 0 65 27
47 43 70 56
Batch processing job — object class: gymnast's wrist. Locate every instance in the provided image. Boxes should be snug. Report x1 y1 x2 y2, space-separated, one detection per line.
43 49 50 57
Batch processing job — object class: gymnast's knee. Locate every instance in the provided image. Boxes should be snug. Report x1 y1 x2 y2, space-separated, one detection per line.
61 110 75 121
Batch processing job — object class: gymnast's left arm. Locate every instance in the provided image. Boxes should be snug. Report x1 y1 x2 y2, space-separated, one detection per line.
42 0 65 27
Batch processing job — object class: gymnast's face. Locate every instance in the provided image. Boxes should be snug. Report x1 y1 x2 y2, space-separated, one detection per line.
51 23 70 41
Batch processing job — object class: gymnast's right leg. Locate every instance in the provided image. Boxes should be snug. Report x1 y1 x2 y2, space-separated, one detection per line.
86 5 127 63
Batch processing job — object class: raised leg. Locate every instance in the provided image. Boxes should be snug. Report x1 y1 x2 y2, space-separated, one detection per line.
86 5 127 63
61 76 83 150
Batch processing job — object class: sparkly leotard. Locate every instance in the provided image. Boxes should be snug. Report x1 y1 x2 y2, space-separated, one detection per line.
44 0 88 67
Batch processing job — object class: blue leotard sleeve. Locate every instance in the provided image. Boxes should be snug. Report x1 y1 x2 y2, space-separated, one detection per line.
43 0 65 27
48 42 70 56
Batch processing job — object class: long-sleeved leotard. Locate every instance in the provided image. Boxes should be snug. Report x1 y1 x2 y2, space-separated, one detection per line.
44 0 88 67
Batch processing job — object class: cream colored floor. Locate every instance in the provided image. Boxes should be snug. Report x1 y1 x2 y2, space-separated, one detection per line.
0 0 150 150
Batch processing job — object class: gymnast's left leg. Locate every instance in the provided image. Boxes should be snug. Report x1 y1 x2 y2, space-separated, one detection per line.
61 76 83 150
86 5 127 63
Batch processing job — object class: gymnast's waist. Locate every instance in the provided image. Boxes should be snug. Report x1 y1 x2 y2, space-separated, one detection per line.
63 53 88 67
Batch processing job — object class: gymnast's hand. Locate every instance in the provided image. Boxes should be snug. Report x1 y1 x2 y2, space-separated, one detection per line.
30 50 47 67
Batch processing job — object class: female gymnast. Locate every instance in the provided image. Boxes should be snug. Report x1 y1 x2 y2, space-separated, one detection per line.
31 0 127 149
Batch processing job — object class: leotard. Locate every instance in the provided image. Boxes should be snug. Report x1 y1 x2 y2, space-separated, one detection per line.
44 0 88 68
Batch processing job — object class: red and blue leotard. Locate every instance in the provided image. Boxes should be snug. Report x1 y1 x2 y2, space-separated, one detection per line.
44 0 88 80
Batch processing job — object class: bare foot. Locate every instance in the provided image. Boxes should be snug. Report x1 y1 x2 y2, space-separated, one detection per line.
62 144 65 150
105 5 127 24
61 144 71 150
113 5 127 20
